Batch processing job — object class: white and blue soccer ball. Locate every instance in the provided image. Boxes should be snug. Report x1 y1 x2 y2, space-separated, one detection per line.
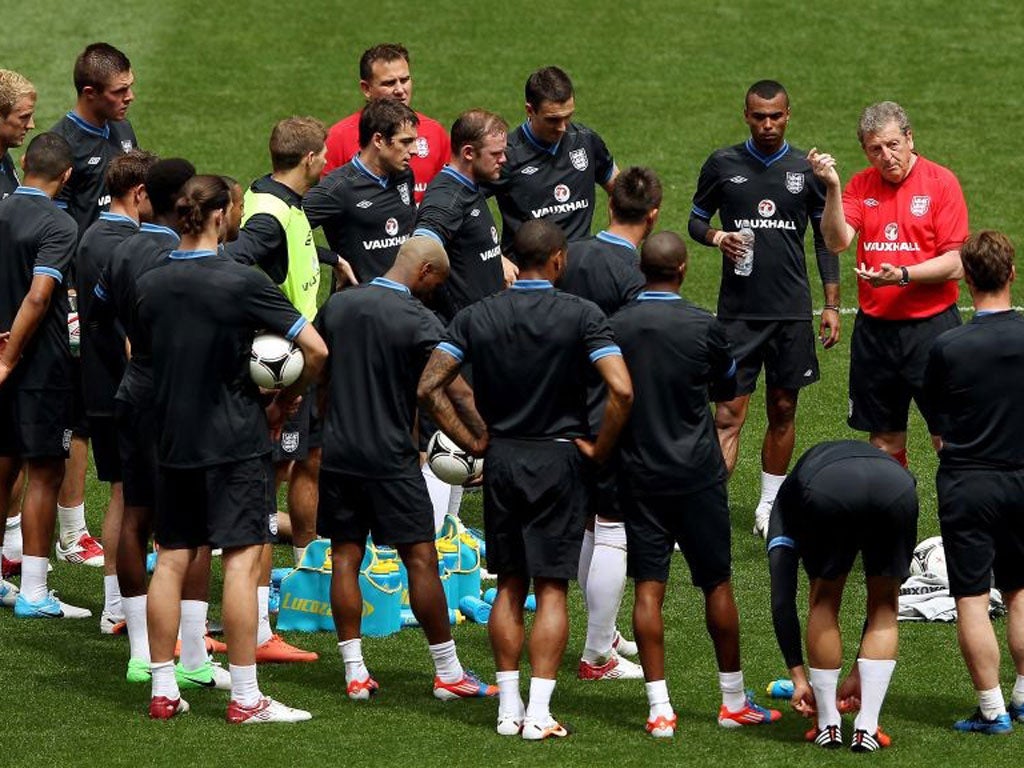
249 332 304 390
427 430 483 485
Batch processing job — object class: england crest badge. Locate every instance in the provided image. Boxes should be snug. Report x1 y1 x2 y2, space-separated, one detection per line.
910 196 930 217
416 137 429 158
281 431 300 453
569 148 588 171
398 183 411 206
785 172 804 194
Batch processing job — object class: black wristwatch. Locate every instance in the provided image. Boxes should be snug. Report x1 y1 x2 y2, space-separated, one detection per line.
898 266 910 287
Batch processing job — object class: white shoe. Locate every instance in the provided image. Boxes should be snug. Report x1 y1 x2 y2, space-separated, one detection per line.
578 651 644 680
612 630 639 658
496 710 524 736
521 716 569 740
100 610 126 634
0 578 19 607
227 696 312 724
55 532 104 566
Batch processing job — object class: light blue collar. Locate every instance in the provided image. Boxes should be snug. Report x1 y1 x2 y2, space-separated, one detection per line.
370 276 411 294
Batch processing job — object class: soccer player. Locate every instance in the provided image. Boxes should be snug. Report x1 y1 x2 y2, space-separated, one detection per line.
0 70 36 199
138 175 326 723
0 132 89 618
560 167 662 682
612 231 781 737
305 98 417 283
316 236 496 701
418 219 633 740
767 440 917 750
52 42 139 567
809 101 967 467
228 116 353 663
77 149 157 633
489 66 618 253
323 43 449 204
688 80 839 537
923 230 1024 735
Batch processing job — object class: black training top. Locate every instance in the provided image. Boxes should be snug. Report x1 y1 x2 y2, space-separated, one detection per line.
440 280 619 439
561 231 644 318
488 121 614 253
690 139 832 321
77 212 137 415
414 166 504 322
316 278 443 478
611 292 735 495
924 310 1024 469
304 156 416 282
94 223 180 407
0 187 77 390
0 151 20 199
136 249 305 468
51 112 138 237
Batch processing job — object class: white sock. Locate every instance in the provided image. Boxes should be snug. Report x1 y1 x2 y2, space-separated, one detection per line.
1012 674 1024 707
495 670 524 717
339 639 369 682
854 658 896 734
256 586 272 646
103 574 123 617
179 600 210 671
525 677 556 722
57 502 87 544
293 546 305 566
422 462 453 534
446 485 463 518
719 670 747 712
123 595 150 662
809 667 841 728
20 554 49 603
582 521 627 663
3 514 22 560
151 660 179 700
977 685 1007 721
428 639 464 684
646 679 674 719
756 472 786 519
577 528 595 608
229 663 261 706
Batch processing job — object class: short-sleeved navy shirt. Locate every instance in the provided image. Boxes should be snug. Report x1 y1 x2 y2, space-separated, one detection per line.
136 249 305 468
488 122 614 253
0 152 20 199
414 166 504 321
691 140 826 320
77 212 137 415
440 280 619 439
0 187 78 390
304 156 416 282
51 112 138 236
316 277 444 477
611 292 735 495
561 231 644 318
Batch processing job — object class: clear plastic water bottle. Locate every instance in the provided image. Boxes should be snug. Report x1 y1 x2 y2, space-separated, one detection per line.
734 227 755 277
67 290 80 358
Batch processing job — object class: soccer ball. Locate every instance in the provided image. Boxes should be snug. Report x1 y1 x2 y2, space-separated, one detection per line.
910 535 947 580
426 430 483 485
249 332 304 389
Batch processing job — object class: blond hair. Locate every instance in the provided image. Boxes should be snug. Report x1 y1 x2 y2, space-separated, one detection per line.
0 70 36 117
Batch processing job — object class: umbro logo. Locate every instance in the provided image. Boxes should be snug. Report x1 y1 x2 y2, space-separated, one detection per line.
521 166 539 175
87 156 102 165
864 198 879 207
356 200 373 209
470 208 481 217
728 175 748 184
803 369 814 377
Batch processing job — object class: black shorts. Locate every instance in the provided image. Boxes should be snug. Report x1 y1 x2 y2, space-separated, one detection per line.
791 466 918 582
116 399 158 508
711 319 819 400
155 455 275 550
317 469 434 546
937 467 1024 597
588 453 622 521
0 386 72 460
271 390 321 463
70 358 90 437
848 305 960 433
483 438 589 580
89 414 122 483
624 483 731 588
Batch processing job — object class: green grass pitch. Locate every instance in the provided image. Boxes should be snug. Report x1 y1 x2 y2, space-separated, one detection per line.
2 0 1024 765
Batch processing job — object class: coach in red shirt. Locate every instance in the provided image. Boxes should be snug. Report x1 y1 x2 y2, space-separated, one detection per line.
809 101 968 467
324 43 449 204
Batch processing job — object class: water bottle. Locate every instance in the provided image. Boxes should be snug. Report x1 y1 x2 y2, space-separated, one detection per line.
733 227 755 277
67 290 80 357
766 678 795 699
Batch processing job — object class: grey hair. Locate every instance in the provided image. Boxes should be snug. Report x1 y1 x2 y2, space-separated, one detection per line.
857 101 911 146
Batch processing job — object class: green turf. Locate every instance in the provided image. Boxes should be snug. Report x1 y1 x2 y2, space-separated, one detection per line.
2 0 1024 765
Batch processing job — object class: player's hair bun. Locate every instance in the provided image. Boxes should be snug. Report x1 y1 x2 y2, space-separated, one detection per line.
175 174 230 236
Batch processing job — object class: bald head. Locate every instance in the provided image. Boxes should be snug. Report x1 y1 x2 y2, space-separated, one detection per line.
640 231 688 285
387 235 450 298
